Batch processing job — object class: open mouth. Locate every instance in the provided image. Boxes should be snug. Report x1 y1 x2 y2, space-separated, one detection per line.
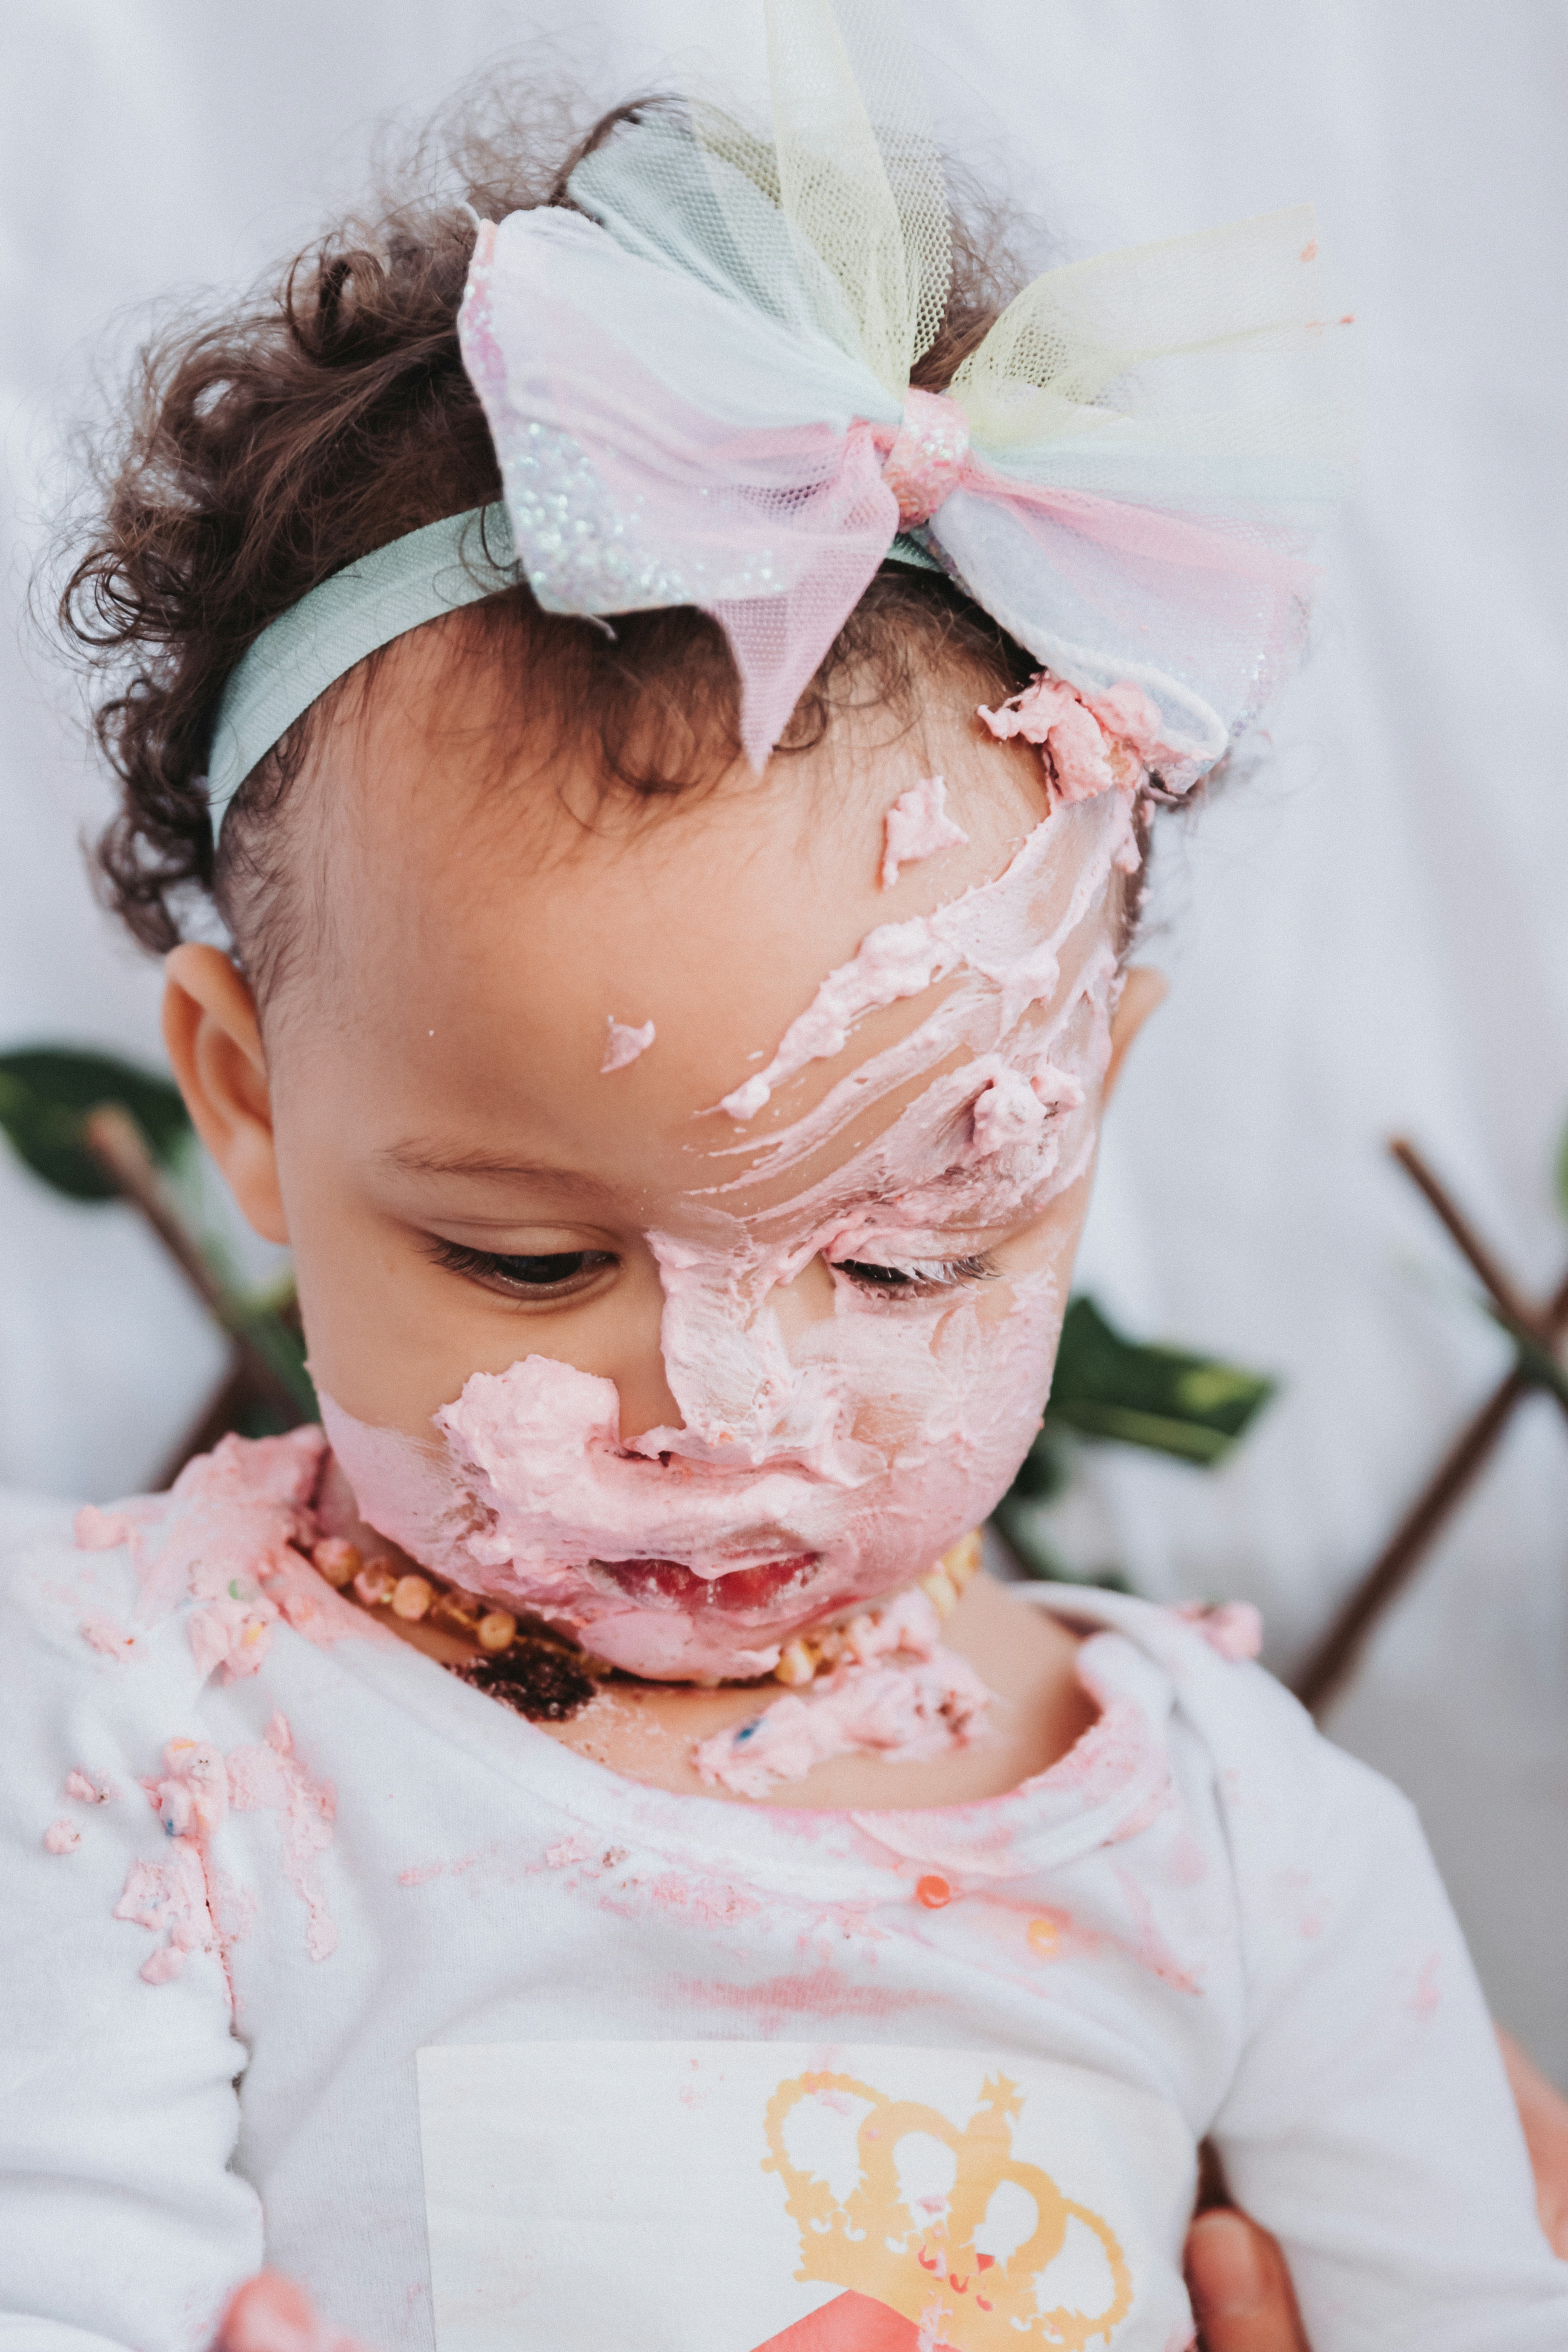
587 1552 819 1614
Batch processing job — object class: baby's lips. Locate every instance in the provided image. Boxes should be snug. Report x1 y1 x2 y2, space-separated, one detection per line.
588 1552 818 1612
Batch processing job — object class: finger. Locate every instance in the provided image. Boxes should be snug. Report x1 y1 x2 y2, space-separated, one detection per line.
212 2270 374 2352
214 2273 318 2352
1185 2207 1309 2352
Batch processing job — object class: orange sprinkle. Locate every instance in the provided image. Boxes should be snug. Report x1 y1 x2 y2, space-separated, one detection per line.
1028 1917 1060 1956
916 1874 953 1909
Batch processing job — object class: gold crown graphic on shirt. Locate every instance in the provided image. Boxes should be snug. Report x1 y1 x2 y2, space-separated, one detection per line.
760 2071 1132 2351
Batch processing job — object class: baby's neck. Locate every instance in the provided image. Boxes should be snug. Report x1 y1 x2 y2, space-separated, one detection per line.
316 1462 1094 1809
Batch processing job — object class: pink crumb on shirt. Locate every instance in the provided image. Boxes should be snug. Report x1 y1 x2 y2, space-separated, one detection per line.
43 1820 81 1855
79 1614 136 1659
114 1711 338 1988
1409 1951 1442 2018
601 1016 656 1073
545 1831 596 1868
227 1711 339 1962
879 775 969 889
64 1768 113 1803
73 1503 134 1552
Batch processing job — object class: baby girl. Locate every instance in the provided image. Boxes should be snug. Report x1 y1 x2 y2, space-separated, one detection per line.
4 9 1565 2350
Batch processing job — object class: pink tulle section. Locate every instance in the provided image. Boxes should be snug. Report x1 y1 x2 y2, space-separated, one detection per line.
951 455 1316 780
461 216 898 768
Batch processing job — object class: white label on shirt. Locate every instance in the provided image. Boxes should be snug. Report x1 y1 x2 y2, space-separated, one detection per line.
417 2040 1195 2351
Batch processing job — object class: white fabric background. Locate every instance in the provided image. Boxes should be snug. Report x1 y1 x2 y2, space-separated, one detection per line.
3 2 1564 2073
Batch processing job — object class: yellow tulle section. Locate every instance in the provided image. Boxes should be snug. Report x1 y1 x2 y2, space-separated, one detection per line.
693 0 1354 486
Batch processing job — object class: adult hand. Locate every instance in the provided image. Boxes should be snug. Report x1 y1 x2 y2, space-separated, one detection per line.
1183 2032 1568 2349
1185 2206 1307 2352
1497 2027 1568 2258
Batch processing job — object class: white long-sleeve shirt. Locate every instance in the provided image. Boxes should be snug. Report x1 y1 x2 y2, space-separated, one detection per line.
1 1431 1564 2352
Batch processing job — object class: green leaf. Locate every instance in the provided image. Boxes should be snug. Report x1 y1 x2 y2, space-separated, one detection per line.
1044 1294 1275 1465
0 1047 192 1203
1005 1423 1072 1504
233 1303 319 1423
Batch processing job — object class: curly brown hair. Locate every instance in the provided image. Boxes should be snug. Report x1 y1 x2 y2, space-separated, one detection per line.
59 81 1141 1005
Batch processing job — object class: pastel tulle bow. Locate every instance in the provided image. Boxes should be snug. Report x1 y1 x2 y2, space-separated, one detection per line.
458 0 1355 784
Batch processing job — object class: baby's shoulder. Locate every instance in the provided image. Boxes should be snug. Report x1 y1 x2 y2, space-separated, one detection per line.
1023 1578 1417 1850
0 1423 340 1700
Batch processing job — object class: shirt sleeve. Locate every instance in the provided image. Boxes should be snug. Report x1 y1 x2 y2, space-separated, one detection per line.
0 1500 263 2352
1205 1661 1568 2351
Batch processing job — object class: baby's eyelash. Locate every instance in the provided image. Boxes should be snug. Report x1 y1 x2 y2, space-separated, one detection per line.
424 1237 617 1296
832 1252 998 1299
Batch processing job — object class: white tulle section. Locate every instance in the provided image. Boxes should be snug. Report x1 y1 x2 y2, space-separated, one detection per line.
456 0 1355 774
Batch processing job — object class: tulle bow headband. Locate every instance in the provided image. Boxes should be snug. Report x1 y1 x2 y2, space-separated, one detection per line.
205 0 1355 834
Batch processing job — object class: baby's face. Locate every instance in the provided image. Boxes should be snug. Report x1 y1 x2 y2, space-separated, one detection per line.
227 638 1136 1679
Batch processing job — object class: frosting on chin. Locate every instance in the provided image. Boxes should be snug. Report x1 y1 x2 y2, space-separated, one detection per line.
320 788 1132 1685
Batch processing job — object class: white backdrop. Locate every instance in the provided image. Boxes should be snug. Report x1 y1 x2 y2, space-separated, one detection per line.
4 2 1566 2075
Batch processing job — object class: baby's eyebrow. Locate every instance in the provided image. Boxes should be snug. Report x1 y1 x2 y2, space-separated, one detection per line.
381 1140 618 1196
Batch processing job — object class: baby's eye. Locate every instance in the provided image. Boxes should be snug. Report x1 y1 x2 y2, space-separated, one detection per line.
425 1238 617 1301
832 1254 996 1299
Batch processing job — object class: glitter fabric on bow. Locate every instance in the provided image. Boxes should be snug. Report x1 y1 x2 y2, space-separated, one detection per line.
457 0 1356 786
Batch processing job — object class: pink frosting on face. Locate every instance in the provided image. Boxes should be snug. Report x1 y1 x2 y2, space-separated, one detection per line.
880 774 970 890
601 1015 655 1073
323 791 1132 1683
978 672 1174 806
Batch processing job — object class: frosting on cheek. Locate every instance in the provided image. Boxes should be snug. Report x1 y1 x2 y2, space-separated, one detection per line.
321 792 1129 1683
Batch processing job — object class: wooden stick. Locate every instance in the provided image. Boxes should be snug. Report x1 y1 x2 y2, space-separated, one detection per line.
83 1105 303 1423
1292 1160 1568 1719
1389 1137 1553 1342
1291 1365 1530 1715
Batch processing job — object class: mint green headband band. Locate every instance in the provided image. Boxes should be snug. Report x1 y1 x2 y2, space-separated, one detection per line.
204 504 519 836
203 505 940 843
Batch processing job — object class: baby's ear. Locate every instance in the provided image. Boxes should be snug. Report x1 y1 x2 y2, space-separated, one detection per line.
162 945 289 1244
1104 965 1168 1102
